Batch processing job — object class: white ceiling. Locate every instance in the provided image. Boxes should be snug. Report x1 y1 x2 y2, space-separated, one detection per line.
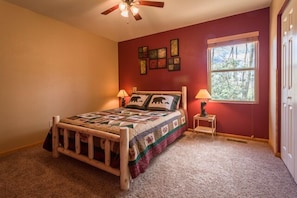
5 0 272 42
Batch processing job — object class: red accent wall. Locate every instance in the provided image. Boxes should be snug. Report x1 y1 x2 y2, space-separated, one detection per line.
118 8 270 139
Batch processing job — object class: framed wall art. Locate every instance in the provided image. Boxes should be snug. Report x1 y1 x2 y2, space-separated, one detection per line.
139 59 147 75
138 46 148 58
168 57 181 71
149 59 158 69
170 39 179 57
158 58 167 68
158 48 167 58
149 49 158 59
149 47 167 69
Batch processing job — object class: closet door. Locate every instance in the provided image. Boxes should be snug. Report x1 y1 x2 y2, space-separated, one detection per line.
281 0 296 183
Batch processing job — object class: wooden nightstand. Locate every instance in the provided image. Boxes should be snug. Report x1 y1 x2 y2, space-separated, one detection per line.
193 114 216 136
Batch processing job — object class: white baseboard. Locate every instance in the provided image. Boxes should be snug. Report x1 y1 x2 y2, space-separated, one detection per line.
188 128 268 143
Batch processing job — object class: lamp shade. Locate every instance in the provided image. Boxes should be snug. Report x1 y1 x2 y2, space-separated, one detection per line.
195 89 211 100
130 6 139 16
117 89 128 98
121 9 129 17
119 2 127 11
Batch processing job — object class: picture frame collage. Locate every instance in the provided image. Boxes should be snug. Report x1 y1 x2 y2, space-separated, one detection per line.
138 39 180 75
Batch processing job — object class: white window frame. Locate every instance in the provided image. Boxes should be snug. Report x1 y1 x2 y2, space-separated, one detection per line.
207 31 259 104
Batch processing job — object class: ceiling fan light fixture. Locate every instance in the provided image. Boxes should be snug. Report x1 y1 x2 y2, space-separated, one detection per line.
101 0 164 21
119 2 127 11
121 9 129 17
130 6 139 16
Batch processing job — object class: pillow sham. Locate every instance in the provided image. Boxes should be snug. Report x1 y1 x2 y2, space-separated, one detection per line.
147 94 181 111
125 94 151 110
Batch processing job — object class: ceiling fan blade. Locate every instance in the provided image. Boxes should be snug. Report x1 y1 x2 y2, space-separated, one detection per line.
138 1 164 8
133 13 142 21
101 4 119 15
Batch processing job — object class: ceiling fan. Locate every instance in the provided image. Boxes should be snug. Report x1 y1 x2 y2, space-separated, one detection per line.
101 0 164 21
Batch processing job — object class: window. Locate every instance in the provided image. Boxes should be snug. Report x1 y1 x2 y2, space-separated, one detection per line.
207 32 259 103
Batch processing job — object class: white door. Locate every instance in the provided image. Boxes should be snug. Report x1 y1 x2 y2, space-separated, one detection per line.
281 0 297 182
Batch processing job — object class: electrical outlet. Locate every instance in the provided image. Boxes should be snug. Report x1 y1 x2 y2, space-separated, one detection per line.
49 120 53 128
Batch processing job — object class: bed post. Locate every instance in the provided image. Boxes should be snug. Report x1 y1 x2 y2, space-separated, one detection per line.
182 86 187 110
120 127 130 190
52 116 60 158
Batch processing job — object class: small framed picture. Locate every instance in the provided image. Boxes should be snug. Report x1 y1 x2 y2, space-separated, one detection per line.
149 59 158 69
170 39 179 57
158 48 167 58
149 49 158 59
157 58 167 68
168 58 174 65
139 59 147 75
138 46 148 58
168 57 181 71
173 57 180 64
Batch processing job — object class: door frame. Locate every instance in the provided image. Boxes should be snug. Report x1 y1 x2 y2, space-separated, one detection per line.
277 0 290 153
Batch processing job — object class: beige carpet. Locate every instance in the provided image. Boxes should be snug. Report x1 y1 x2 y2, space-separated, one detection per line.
1 131 297 198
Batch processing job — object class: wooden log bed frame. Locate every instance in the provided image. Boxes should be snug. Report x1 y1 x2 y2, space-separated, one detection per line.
51 86 187 190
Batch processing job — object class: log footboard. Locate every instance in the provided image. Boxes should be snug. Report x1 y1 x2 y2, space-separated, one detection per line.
52 115 130 190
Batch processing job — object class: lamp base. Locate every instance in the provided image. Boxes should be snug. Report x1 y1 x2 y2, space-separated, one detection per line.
200 101 207 117
200 111 207 117
121 98 126 107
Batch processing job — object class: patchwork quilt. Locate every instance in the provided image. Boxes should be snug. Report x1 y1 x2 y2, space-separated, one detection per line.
44 107 187 178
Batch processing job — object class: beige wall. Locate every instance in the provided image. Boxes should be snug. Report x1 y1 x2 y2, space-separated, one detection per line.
0 1 119 153
269 0 286 153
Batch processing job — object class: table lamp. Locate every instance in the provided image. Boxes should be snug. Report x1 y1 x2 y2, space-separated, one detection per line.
117 89 128 107
195 89 211 117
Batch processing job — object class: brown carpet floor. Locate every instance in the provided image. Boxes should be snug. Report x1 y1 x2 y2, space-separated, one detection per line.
1 132 297 198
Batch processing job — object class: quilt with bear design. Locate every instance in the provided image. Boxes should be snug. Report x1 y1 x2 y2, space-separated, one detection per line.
44 107 187 178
